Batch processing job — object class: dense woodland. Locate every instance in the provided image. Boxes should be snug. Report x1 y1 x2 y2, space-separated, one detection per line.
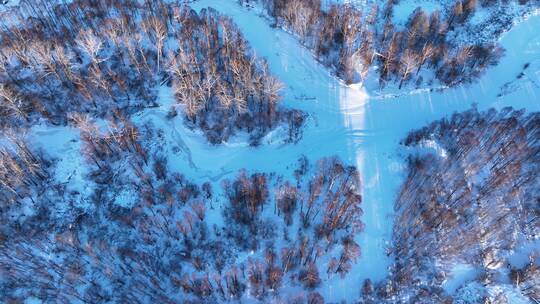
0 1 378 302
0 0 305 144
357 107 540 303
0 114 365 302
1 0 540 303
260 0 504 87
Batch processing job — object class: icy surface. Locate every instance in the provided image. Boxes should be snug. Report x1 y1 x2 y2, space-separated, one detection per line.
443 263 480 293
16 0 540 302
188 2 540 300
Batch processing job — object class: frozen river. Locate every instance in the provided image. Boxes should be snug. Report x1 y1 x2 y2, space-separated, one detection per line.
27 0 540 302
187 1 540 300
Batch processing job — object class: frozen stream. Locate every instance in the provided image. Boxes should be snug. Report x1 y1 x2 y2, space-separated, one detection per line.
28 1 540 302
186 1 540 299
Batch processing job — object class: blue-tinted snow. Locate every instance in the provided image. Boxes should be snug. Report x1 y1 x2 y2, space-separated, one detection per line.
443 263 480 294
393 0 442 25
23 0 540 302
188 1 540 301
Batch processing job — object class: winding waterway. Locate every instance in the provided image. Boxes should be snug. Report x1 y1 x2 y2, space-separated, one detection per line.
29 1 540 301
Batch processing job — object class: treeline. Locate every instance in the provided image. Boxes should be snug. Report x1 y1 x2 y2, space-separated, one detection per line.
260 0 504 87
0 0 304 144
358 107 540 303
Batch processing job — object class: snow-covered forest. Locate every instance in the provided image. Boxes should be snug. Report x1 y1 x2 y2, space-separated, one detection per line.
0 0 539 303
366 107 540 303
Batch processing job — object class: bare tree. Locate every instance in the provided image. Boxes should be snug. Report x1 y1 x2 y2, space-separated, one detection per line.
145 16 167 73
399 50 419 88
0 84 28 121
76 29 105 64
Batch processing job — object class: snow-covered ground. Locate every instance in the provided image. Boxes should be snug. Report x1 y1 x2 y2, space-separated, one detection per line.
392 0 442 24
188 1 540 300
22 0 540 302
